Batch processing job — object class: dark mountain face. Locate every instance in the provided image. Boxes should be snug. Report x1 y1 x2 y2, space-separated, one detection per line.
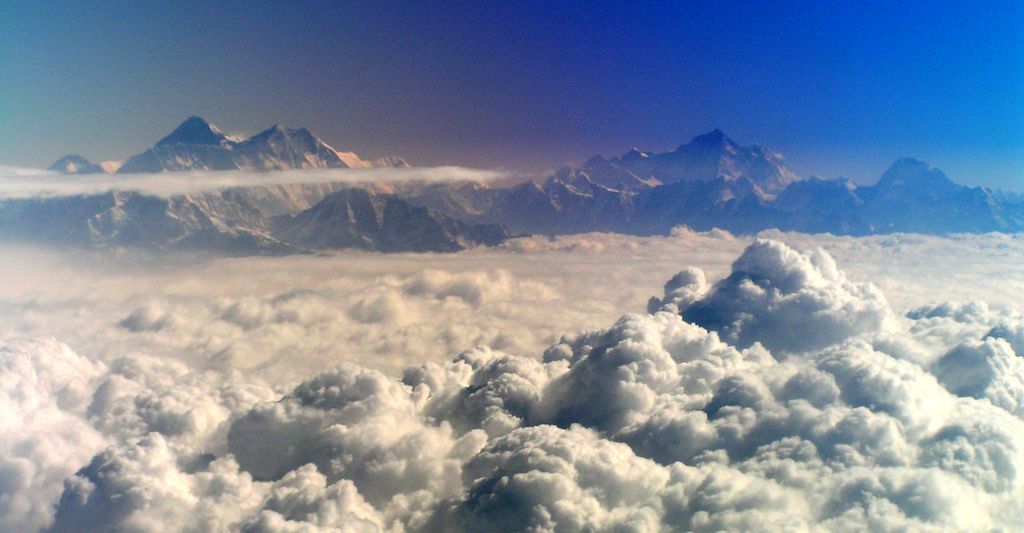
155 116 234 147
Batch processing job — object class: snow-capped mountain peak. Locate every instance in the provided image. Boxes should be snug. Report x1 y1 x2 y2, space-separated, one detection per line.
876 158 957 189
155 116 235 148
686 128 735 149
96 117 410 173
547 129 801 194
48 154 105 174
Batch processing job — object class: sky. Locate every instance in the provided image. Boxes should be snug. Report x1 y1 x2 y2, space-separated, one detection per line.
1 1 1022 188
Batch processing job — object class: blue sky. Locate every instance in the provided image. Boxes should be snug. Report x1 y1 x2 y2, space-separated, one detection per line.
1 1 1021 187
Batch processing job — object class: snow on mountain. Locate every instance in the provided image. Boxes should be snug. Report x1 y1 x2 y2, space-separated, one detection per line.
154 115 237 148
392 153 1024 238
863 158 962 202
48 155 105 174
271 188 508 252
98 161 123 173
106 117 406 173
0 189 295 255
371 155 412 168
550 129 802 195
22 125 1024 255
0 183 510 254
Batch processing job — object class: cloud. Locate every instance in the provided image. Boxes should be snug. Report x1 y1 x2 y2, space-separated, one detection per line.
2 233 1024 530
241 466 383 532
3 230 1023 383
676 239 897 353
0 165 508 199
426 424 670 532
932 338 1024 417
50 434 208 533
0 339 107 532
0 337 277 531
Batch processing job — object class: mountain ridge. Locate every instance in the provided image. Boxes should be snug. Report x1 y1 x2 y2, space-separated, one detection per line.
50 116 410 175
393 156 1024 237
549 130 801 196
23 127 1024 255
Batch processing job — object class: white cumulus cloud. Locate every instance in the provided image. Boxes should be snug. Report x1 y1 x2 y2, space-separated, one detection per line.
1 232 1024 531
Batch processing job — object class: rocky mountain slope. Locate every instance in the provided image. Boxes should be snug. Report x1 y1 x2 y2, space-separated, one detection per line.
272 189 507 252
0 190 293 254
0 186 507 255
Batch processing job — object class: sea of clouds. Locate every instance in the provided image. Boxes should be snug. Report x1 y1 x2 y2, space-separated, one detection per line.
3 228 1024 531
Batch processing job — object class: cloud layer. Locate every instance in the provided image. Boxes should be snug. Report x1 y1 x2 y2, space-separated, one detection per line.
3 229 1022 383
3 233 1024 531
0 166 507 199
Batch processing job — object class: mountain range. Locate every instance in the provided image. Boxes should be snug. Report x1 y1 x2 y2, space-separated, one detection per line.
53 116 409 174
0 118 500 254
549 128 800 194
393 135 1024 237
410 156 1024 236
4 117 1021 255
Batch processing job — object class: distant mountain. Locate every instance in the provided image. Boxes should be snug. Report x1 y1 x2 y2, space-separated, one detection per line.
49 116 409 174
18 127 1024 255
854 159 1021 234
396 151 1024 237
117 117 410 173
0 189 294 255
561 130 801 194
48 155 105 174
155 115 238 147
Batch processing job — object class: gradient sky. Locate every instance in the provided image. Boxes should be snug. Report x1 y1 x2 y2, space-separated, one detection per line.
2 1 1022 187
